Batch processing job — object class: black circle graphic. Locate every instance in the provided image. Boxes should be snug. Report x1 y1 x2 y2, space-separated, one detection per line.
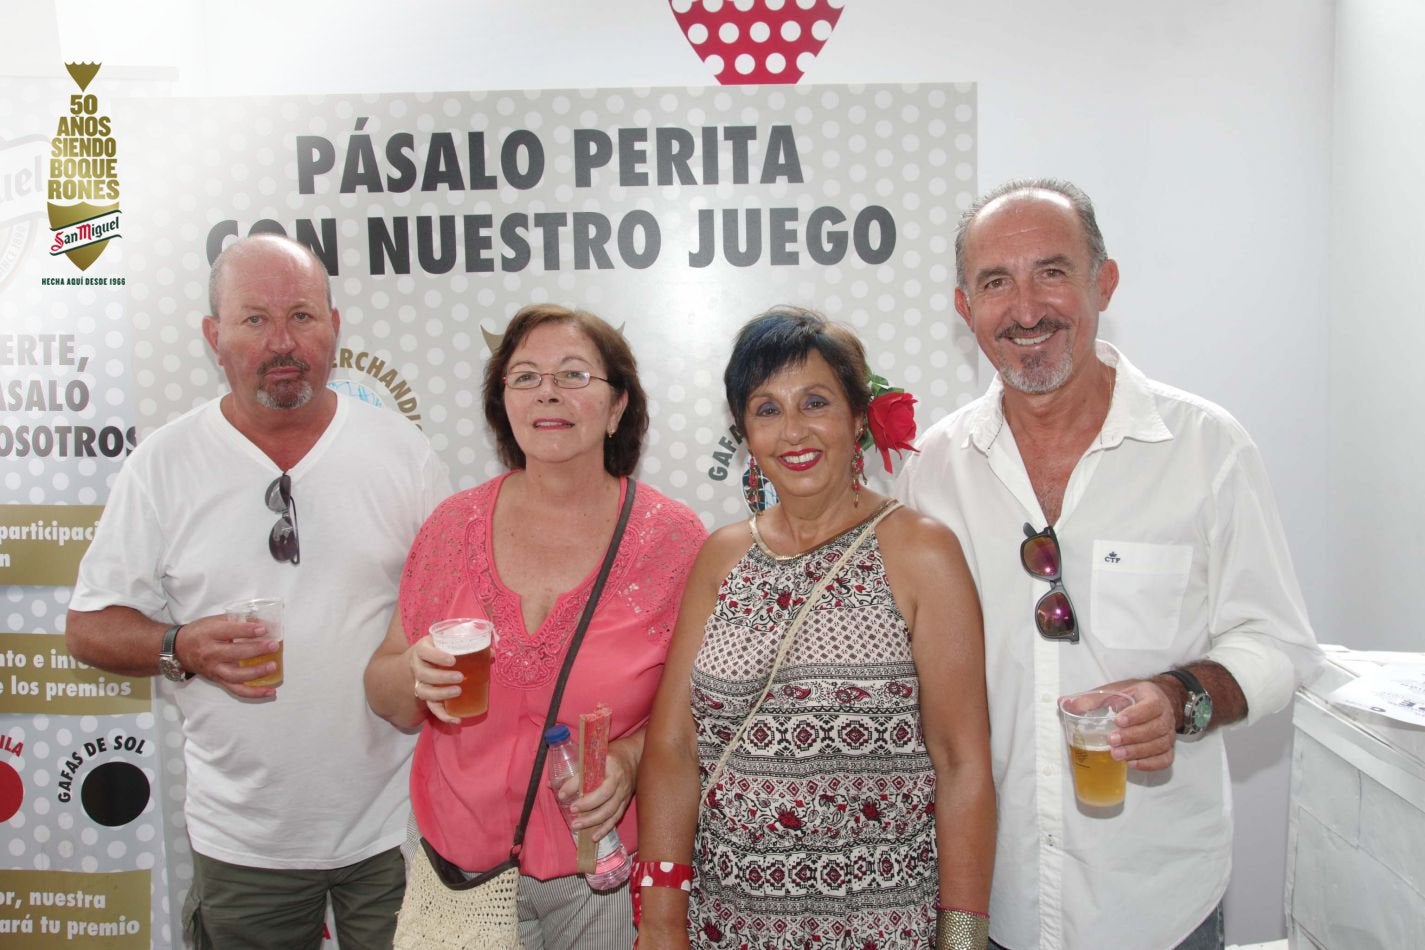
80 761 151 827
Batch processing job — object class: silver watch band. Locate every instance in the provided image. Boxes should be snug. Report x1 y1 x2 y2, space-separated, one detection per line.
1162 667 1208 734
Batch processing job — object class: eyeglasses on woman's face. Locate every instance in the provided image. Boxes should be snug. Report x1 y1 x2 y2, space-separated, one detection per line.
503 369 610 390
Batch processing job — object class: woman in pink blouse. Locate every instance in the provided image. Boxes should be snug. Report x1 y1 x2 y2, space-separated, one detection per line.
365 304 706 948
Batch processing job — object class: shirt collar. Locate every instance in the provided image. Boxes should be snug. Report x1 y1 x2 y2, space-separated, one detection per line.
965 341 1173 454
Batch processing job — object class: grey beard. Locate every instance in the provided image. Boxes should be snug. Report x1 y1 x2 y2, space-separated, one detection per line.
1000 353 1073 395
257 381 314 410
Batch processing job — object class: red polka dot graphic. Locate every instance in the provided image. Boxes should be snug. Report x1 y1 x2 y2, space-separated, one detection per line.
670 0 846 85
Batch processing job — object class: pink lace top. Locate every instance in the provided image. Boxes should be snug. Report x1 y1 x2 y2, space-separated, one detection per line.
401 472 706 878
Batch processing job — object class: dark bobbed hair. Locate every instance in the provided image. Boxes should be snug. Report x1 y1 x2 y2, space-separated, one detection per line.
724 306 871 431
482 303 648 477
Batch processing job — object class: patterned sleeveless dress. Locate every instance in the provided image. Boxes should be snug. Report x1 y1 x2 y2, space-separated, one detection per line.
688 504 938 949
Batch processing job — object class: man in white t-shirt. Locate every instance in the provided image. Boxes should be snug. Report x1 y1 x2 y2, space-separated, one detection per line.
67 234 450 949
895 179 1320 950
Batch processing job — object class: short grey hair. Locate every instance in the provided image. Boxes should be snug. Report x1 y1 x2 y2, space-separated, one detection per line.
208 233 333 316
954 178 1108 290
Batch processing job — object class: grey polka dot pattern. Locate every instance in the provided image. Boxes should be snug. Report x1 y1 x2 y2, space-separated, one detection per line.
115 84 979 510
6 81 978 950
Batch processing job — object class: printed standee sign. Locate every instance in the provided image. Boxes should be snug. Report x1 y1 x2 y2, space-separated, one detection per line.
4 69 979 949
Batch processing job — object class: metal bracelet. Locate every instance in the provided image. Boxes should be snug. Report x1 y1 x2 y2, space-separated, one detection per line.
936 909 990 950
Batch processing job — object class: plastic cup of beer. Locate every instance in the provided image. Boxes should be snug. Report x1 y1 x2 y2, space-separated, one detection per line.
429 618 494 718
1057 690 1135 811
224 598 284 688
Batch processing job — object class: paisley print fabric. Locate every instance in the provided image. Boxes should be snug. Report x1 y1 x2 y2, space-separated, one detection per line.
689 519 937 949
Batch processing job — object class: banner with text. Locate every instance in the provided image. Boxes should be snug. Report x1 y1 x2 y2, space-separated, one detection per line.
3 78 979 949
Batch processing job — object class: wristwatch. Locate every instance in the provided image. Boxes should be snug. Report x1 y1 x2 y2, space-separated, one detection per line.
159 624 193 682
1162 667 1212 736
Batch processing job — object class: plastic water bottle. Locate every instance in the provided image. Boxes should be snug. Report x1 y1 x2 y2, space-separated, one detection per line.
544 723 632 890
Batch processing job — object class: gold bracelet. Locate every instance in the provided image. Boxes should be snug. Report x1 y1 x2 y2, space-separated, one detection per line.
936 909 990 950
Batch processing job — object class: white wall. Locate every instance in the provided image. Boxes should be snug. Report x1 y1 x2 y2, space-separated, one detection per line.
34 0 1345 942
45 0 1337 621
1329 0 1425 655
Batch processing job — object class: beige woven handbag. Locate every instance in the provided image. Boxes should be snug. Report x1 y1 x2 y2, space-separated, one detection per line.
394 850 519 949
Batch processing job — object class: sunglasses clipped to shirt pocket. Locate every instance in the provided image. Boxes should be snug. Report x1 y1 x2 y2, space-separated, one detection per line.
1089 541 1193 648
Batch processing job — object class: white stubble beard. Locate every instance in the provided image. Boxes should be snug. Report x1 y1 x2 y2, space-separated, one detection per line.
999 349 1073 396
256 381 314 410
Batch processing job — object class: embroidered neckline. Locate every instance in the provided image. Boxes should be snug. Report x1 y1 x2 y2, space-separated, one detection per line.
468 472 633 689
480 471 629 635
748 498 898 563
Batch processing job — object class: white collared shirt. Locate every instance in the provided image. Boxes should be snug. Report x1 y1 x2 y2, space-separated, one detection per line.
895 343 1320 950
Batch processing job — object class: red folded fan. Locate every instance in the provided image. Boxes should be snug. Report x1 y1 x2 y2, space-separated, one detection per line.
576 703 611 872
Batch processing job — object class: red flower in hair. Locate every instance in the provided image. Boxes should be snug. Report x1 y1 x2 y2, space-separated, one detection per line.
866 391 918 473
859 372 919 474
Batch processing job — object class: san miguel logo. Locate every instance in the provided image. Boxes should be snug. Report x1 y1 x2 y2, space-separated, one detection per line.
48 62 121 271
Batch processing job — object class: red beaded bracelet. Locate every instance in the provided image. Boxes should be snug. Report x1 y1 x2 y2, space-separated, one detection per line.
630 860 693 927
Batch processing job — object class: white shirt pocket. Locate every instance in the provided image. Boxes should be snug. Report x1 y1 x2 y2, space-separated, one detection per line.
1088 541 1193 648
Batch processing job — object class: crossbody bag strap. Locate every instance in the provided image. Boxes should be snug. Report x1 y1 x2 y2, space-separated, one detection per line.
705 499 899 794
508 478 638 858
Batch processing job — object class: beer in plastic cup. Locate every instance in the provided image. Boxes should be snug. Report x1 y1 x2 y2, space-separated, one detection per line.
1057 690 1135 810
429 618 494 718
224 598 284 688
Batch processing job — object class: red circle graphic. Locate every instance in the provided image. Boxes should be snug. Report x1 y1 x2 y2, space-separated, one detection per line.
0 763 22 823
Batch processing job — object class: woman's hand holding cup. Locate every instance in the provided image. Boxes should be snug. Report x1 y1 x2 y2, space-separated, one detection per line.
411 619 494 723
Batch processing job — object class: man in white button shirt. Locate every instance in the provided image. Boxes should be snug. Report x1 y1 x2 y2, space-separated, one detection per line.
895 179 1320 950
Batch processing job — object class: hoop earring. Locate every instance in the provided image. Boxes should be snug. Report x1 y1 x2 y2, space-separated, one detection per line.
743 453 767 515
851 443 867 507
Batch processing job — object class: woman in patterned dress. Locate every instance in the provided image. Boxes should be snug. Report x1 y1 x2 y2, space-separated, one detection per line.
637 308 994 950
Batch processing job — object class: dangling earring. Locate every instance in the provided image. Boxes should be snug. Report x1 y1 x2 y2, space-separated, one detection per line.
851 442 867 507
744 453 767 515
